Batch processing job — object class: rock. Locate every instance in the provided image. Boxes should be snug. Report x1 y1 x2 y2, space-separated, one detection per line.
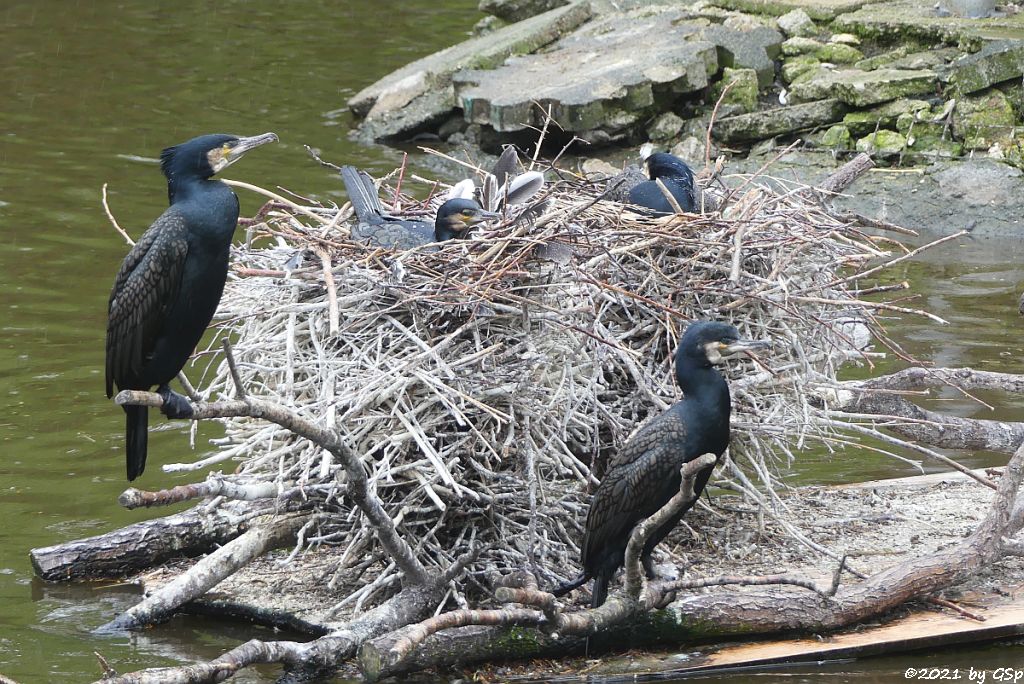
954 89 1017 150
580 158 620 177
649 112 685 142
934 160 1024 207
781 55 821 84
723 13 773 31
819 124 853 149
712 99 847 142
835 1 1024 45
707 0 872 21
479 0 568 23
782 36 822 56
350 2 592 142
842 99 931 136
700 23 783 88
455 9 718 134
938 0 997 19
854 47 913 71
776 9 816 37
790 68 937 107
672 136 714 163
856 129 907 157
714 67 760 113
829 33 860 45
944 41 1024 95
818 43 864 64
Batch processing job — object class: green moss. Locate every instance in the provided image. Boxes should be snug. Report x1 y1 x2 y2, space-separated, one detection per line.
843 98 930 135
714 67 760 113
818 43 864 64
820 124 853 148
954 88 1017 150
856 129 907 157
781 55 821 83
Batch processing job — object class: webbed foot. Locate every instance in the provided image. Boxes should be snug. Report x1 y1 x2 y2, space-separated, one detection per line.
158 385 194 419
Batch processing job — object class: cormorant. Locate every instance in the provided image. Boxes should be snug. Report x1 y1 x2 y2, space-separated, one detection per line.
340 166 498 250
553 321 769 607
628 152 696 215
106 132 278 481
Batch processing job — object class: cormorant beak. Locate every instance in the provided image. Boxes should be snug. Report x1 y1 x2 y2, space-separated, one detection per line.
721 338 772 357
225 132 278 166
464 209 501 227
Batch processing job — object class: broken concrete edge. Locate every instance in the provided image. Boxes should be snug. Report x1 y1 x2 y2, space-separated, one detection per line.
348 1 593 118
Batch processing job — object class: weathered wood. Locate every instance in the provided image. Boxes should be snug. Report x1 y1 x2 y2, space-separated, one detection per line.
30 499 274 581
816 152 874 197
99 514 310 632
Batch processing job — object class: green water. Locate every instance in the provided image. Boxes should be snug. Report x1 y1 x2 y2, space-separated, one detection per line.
2 1 1024 682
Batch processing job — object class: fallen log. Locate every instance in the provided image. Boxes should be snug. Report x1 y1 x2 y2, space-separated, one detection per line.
30 498 278 581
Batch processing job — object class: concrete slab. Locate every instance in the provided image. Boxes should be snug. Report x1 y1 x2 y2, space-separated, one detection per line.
791 68 937 107
700 23 784 88
707 0 871 21
834 0 1024 45
454 8 718 133
712 99 847 142
348 1 592 141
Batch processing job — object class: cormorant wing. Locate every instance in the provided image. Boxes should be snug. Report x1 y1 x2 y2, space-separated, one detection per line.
105 208 190 396
340 166 386 224
581 410 690 568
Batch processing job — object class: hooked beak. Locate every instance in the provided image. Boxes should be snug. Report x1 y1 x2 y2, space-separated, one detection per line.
466 209 501 226
226 132 278 165
721 338 772 357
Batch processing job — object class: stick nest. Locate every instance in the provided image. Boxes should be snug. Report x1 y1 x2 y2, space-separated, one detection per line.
183 163 898 614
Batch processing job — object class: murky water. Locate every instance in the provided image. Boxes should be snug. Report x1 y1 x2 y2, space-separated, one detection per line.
2 1 1024 682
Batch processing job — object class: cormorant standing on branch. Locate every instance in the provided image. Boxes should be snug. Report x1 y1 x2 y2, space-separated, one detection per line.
628 152 696 215
105 132 278 481
340 166 498 250
553 321 769 607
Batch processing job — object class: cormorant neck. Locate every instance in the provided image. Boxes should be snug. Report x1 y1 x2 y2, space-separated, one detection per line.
167 175 221 205
434 223 458 242
676 359 730 408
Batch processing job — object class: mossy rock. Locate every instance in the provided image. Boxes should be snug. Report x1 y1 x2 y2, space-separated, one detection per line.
817 43 864 64
843 99 931 136
782 36 823 56
856 129 907 157
782 55 821 84
820 124 853 149
713 67 760 113
954 89 1017 150
905 133 962 158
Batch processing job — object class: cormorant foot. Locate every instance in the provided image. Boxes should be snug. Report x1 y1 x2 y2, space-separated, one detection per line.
158 385 195 419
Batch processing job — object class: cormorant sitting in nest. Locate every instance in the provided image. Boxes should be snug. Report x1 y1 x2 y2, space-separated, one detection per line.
340 166 498 250
106 132 278 481
553 321 769 607
628 152 696 215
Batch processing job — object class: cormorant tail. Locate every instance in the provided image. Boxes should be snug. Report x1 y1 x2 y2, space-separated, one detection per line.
339 166 384 223
591 572 611 608
125 404 148 481
550 572 589 598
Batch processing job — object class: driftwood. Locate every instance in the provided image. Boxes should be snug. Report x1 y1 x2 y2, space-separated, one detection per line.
30 498 281 581
34 150 1024 683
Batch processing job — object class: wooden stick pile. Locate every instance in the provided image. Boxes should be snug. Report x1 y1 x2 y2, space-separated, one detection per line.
169 163 932 616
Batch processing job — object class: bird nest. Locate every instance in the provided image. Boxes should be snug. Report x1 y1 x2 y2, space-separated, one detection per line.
176 161 915 614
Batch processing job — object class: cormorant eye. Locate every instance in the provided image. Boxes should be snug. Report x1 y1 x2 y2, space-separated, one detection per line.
460 209 475 217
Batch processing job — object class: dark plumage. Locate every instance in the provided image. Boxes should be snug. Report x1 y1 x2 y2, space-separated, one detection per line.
105 132 277 481
554 321 769 607
628 152 696 215
340 166 498 250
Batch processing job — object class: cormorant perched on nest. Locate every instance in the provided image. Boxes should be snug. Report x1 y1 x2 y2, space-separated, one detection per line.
340 166 498 250
553 321 769 607
106 132 278 481
628 152 696 215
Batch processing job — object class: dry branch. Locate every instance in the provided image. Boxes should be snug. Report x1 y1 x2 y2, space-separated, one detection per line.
100 513 309 632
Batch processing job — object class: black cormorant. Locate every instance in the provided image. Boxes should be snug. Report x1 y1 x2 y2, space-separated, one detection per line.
553 321 769 607
628 152 696 215
106 132 278 481
340 166 498 250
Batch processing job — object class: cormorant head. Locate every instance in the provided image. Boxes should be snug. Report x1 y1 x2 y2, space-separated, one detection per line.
160 133 278 197
434 198 500 242
675 321 770 376
644 152 695 185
